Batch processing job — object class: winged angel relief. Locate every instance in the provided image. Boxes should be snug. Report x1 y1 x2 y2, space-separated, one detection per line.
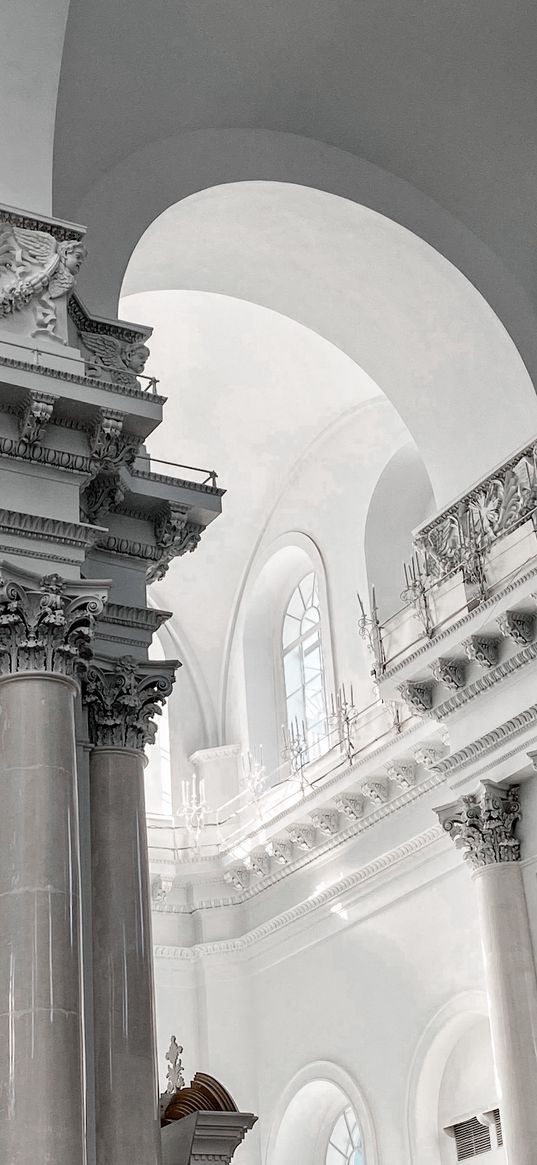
81 332 150 389
0 222 86 342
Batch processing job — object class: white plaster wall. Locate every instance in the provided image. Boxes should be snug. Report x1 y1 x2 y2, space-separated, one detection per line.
154 859 488 1165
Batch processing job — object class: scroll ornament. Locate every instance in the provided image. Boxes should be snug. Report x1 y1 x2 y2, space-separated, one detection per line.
439 783 521 870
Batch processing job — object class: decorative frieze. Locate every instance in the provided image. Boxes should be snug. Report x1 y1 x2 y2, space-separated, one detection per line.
435 782 521 870
83 654 177 750
0 569 104 676
414 442 537 581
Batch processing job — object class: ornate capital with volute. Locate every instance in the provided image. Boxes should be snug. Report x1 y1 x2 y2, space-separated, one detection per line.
82 654 178 750
435 781 521 870
0 568 106 676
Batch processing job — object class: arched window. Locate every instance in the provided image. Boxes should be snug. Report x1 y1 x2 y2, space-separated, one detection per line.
282 571 328 759
326 1106 365 1165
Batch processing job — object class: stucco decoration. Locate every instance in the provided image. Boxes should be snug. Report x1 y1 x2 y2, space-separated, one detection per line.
82 409 141 520
81 330 150 389
146 504 204 583
0 569 104 675
0 212 86 343
415 442 537 582
436 782 521 870
19 390 55 443
83 654 176 750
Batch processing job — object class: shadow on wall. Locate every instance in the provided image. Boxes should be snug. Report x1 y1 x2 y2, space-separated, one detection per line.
365 442 435 623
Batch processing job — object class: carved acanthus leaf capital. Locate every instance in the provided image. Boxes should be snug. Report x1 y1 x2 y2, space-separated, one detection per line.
0 569 104 677
436 782 521 870
82 654 177 750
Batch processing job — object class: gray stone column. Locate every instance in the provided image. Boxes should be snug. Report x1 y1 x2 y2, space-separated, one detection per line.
437 782 537 1165
83 656 176 1165
0 570 104 1165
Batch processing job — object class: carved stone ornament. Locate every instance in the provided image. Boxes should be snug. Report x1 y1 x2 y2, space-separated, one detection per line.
362 779 389 805
250 848 271 879
414 744 445 769
398 680 433 714
0 216 86 342
146 505 204 584
224 864 250 892
463 635 500 670
335 793 364 821
288 824 316 851
19 390 55 443
310 809 339 836
414 448 537 582
429 656 467 690
497 609 536 647
81 331 150 389
82 654 176 750
436 782 521 870
81 410 142 522
385 760 415 790
271 839 293 866
0 570 104 676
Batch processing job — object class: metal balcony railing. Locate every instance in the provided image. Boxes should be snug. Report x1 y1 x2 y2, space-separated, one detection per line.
0 336 160 393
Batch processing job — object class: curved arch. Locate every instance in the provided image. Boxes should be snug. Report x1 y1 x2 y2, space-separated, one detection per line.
239 532 336 775
73 127 537 395
365 442 435 621
265 1060 379 1165
405 991 490 1163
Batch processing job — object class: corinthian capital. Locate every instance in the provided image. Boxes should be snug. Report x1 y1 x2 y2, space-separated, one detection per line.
82 654 177 750
0 568 105 676
436 781 521 870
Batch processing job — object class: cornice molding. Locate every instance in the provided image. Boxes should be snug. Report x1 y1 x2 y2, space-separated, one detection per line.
383 563 537 679
0 353 166 404
190 745 241 764
432 643 537 719
153 826 443 959
0 508 105 549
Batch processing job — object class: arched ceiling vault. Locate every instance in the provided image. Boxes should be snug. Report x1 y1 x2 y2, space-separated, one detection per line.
51 1 537 383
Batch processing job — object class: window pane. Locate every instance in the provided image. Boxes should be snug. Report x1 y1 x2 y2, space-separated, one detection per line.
326 1145 347 1164
283 646 302 696
329 1115 349 1154
298 572 315 610
282 611 301 648
286 688 304 729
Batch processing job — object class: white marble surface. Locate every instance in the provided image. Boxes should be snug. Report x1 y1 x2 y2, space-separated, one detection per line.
0 672 85 1164
90 746 162 1165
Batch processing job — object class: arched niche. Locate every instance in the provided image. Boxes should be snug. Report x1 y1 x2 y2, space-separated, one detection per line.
265 1061 378 1165
241 534 335 778
365 442 435 622
406 992 496 1163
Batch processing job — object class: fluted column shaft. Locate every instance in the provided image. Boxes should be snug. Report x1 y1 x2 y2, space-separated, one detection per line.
438 782 537 1165
83 655 176 1165
89 745 161 1165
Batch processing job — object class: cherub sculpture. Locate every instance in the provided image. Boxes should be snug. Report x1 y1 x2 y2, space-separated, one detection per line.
81 332 150 387
0 223 86 341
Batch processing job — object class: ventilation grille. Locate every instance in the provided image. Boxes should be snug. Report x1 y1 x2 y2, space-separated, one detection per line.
454 1117 491 1160
494 1109 503 1147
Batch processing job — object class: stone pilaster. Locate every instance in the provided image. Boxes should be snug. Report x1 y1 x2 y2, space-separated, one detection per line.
0 568 105 1165
436 781 537 1165
82 654 177 1165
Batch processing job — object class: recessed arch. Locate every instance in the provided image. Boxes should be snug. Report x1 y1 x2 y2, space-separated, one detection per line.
265 1060 378 1165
